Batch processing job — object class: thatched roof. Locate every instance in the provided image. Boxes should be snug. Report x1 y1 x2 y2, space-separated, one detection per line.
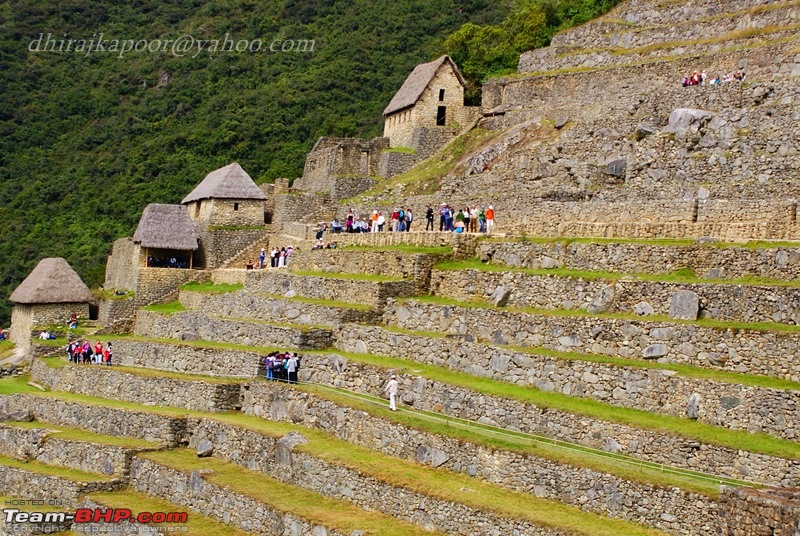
133 204 198 250
182 162 267 204
383 56 466 116
9 258 94 305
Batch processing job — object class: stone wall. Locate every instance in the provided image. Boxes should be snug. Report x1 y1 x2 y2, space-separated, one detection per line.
129 456 347 536
103 237 139 291
97 297 137 329
271 190 337 226
243 382 718 535
308 341 800 486
310 230 477 258
0 465 117 509
718 486 800 536
479 240 800 281
244 270 417 308
108 339 263 377
195 228 269 269
0 394 187 447
0 423 140 477
430 267 800 324
134 267 209 306
8 305 33 348
334 324 800 441
30 358 242 413
294 136 388 195
187 198 265 227
378 150 420 178
383 299 800 381
179 290 381 327
134 310 333 350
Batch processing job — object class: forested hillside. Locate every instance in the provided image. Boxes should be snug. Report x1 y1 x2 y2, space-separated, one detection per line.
0 0 507 323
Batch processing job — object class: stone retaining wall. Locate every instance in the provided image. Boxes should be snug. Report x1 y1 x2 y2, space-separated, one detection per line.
187 419 574 536
0 465 117 508
0 394 186 447
383 299 800 381
305 343 800 487
97 297 137 329
30 358 242 413
431 267 800 324
243 382 718 535
718 486 800 536
179 290 381 327
335 324 800 442
478 240 800 281
134 310 333 350
135 268 209 307
244 269 417 308
109 339 263 377
129 456 346 536
0 423 142 477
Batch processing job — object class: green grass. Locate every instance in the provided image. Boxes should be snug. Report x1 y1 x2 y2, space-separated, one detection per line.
0 340 15 359
3 420 160 449
39 355 247 385
260 292 374 311
435 258 800 288
325 348 800 461
140 449 448 536
289 269 406 282
88 489 251 535
0 452 114 482
405 294 800 334
142 301 186 314
339 244 454 255
95 334 284 355
180 281 244 293
0 375 45 394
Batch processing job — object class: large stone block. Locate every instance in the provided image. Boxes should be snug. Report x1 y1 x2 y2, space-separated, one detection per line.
668 290 700 320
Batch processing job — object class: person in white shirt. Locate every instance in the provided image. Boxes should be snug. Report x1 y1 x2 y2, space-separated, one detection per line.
384 374 399 411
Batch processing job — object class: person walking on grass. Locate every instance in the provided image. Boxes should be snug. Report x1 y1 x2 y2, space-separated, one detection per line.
385 374 399 411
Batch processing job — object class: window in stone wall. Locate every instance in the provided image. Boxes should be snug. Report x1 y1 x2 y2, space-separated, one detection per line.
439 88 445 101
234 203 239 211
436 106 446 126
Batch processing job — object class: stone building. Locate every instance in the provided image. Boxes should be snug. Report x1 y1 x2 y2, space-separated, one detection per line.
182 162 267 226
132 204 199 268
8 257 94 347
383 55 477 149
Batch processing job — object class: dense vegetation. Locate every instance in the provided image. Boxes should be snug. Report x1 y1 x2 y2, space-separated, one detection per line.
0 0 617 325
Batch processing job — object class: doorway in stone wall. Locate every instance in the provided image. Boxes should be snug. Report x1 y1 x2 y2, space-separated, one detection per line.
436 106 446 126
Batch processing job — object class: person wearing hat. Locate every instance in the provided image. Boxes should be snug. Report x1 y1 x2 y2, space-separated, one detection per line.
486 205 495 234
259 248 266 269
384 374 399 411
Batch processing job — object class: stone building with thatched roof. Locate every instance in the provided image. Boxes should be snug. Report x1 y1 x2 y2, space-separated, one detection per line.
133 204 198 268
9 257 94 345
182 162 267 226
383 55 477 149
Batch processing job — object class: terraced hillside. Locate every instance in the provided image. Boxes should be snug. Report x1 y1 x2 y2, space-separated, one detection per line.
346 0 800 241
2 231 800 535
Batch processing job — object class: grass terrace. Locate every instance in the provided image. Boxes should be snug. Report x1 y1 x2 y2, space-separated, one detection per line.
0 452 114 482
141 301 186 314
435 258 800 288
258 292 374 311
339 244 454 255
180 281 244 293
3 420 160 449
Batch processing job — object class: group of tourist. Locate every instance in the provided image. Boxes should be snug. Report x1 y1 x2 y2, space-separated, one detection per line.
264 351 300 384
147 256 189 269
327 203 496 235
67 340 112 366
249 246 295 269
682 69 746 87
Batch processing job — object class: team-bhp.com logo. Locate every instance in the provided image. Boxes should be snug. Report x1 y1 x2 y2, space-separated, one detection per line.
4 507 188 526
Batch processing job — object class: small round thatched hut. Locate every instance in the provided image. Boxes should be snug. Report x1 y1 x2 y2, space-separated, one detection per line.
8 257 94 345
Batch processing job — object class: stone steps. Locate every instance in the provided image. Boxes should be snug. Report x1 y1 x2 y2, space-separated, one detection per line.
430 264 800 324
0 420 161 477
384 297 800 381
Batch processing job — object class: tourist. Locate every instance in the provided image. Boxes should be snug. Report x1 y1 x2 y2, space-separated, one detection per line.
438 203 448 231
462 207 470 233
486 205 495 234
315 222 327 240
270 247 278 268
469 205 479 233
391 208 399 231
246 260 254 270
103 343 112 366
384 374 399 411
93 341 103 364
377 212 385 232
405 208 413 232
285 353 299 384
38 330 50 340
277 248 286 268
345 209 355 233
331 218 342 234
371 210 379 233
479 208 487 233
425 204 434 231
444 205 454 231
259 248 266 269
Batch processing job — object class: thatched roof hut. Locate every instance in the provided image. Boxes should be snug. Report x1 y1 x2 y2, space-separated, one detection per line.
383 55 466 116
9 257 94 304
133 204 198 250
182 163 267 204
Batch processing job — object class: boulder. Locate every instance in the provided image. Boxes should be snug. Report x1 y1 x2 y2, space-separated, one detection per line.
275 431 309 467
604 158 627 178
490 286 511 307
196 439 214 458
554 116 569 129
587 284 616 314
643 344 669 359
633 302 654 315
634 124 657 141
663 108 713 133
686 393 701 420
668 290 700 320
